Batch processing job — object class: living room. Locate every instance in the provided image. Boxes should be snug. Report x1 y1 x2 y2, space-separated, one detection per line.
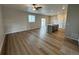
0 4 79 55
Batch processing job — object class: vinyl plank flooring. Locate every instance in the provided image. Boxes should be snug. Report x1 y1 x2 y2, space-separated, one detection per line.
3 28 79 55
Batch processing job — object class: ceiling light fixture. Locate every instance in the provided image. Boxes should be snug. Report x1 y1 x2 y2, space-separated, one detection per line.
33 8 36 11
62 6 65 10
32 6 36 10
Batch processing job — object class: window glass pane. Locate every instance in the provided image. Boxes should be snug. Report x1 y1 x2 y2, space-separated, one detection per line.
28 15 35 22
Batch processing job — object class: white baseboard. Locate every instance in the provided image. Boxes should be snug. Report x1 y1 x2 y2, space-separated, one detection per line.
65 35 78 41
5 27 40 34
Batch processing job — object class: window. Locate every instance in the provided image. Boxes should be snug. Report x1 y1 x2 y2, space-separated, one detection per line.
28 15 35 22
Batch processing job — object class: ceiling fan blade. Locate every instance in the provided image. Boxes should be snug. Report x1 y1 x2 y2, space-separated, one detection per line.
32 4 36 6
37 7 42 8
36 7 42 10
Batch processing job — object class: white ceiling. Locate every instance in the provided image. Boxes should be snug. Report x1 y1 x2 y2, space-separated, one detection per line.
3 4 68 16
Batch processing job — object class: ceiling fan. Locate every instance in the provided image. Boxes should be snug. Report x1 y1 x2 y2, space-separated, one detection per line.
32 4 42 10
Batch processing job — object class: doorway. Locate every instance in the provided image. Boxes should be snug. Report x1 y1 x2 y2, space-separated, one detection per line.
40 18 47 38
41 18 46 27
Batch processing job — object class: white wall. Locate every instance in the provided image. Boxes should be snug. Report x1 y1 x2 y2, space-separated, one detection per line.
50 15 58 25
0 5 5 54
2 6 50 34
57 13 67 29
65 5 79 41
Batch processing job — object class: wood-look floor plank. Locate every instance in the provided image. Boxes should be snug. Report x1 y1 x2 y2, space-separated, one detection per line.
29 31 63 54
24 34 47 55
4 28 79 55
18 34 36 54
30 30 63 50
14 34 28 55
12 35 25 55
6 38 10 55
26 31 58 54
